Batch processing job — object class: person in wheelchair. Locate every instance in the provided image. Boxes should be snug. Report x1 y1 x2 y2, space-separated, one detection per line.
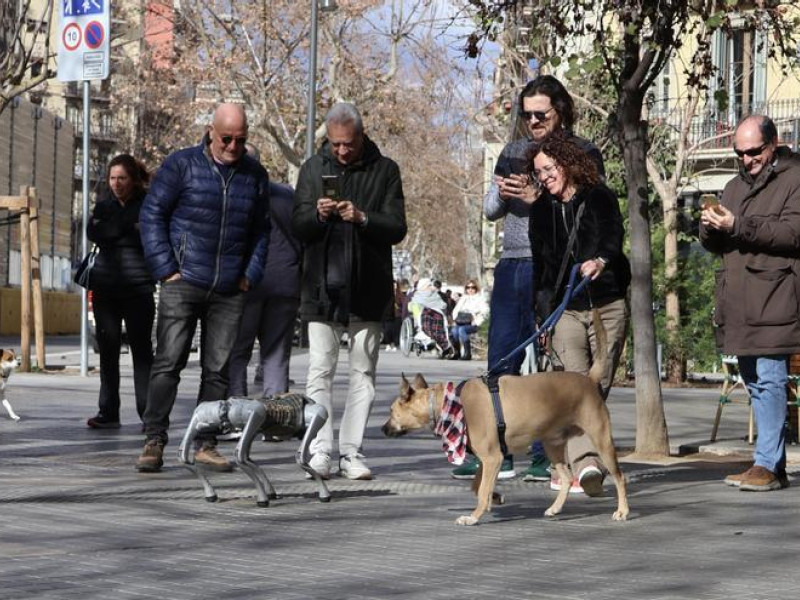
408 278 456 359
449 278 489 361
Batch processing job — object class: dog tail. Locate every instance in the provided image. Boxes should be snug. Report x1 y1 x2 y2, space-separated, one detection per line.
587 308 608 387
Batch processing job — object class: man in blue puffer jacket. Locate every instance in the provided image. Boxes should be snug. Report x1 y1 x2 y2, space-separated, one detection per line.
136 103 270 473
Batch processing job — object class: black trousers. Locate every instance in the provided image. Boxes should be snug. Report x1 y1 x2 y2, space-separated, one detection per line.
93 290 155 421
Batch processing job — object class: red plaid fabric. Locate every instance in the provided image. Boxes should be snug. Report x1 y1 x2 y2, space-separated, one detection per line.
421 308 451 351
434 381 468 464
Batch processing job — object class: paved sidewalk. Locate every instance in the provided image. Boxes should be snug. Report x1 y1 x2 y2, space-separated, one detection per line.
1 337 799 599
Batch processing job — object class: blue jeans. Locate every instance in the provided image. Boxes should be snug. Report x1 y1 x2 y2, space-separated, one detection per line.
488 258 545 459
738 355 788 473
450 324 478 355
488 258 534 375
143 279 245 444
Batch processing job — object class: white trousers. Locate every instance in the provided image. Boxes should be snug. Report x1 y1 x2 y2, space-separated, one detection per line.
306 320 382 458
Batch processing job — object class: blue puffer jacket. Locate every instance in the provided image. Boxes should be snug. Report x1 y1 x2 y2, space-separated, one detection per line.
140 138 270 293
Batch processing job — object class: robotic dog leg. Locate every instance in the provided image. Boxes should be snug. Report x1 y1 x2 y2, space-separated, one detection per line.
296 403 331 503
229 399 277 507
178 405 221 503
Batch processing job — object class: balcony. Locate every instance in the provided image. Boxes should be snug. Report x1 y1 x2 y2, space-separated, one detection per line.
649 98 800 155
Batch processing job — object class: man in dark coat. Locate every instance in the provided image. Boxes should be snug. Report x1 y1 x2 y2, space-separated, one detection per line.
292 102 407 480
701 114 800 492
135 103 270 473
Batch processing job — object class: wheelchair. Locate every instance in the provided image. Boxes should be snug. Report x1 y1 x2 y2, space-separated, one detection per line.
399 304 451 357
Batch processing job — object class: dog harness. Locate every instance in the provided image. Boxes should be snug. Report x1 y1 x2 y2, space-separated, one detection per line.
482 374 509 457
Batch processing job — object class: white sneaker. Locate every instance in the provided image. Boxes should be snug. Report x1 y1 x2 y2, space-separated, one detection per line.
578 465 605 497
339 453 373 480
306 452 331 480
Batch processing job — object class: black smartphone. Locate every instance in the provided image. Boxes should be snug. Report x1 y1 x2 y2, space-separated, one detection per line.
321 174 340 200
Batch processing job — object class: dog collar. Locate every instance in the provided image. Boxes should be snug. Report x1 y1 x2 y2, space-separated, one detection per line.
428 388 438 432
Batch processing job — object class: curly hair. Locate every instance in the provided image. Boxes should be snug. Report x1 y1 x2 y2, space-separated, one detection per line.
530 135 601 190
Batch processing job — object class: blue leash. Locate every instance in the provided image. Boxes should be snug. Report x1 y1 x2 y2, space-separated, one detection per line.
487 263 592 378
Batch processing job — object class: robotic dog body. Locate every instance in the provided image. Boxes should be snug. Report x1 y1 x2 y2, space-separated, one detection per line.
178 394 330 506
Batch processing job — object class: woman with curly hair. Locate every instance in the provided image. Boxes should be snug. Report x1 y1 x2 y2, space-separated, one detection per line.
528 134 631 496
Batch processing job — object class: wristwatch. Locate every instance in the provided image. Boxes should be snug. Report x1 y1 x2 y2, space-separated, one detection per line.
595 256 608 266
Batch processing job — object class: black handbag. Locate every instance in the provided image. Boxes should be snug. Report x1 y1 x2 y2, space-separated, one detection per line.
74 246 98 289
455 311 474 325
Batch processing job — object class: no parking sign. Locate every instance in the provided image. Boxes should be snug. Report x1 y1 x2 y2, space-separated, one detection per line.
57 0 110 81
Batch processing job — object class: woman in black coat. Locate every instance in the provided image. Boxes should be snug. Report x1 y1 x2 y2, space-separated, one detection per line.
86 155 155 429
528 135 631 495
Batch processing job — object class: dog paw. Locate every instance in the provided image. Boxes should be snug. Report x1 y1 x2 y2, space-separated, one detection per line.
612 510 629 521
491 491 505 505
544 507 561 518
455 515 478 526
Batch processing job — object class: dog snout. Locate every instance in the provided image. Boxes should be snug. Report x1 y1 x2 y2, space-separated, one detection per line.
381 420 407 437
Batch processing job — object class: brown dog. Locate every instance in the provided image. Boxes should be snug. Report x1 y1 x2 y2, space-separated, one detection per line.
382 312 629 525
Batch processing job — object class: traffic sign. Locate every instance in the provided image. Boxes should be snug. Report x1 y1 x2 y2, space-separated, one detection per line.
57 0 109 81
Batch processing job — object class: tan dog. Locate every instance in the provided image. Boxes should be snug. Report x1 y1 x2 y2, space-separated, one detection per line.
382 312 629 525
1 349 21 421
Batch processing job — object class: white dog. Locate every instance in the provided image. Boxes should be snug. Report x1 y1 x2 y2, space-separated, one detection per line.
1 349 21 421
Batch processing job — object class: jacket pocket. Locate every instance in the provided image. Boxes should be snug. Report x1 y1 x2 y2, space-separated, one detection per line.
744 264 798 326
713 269 726 327
173 233 187 268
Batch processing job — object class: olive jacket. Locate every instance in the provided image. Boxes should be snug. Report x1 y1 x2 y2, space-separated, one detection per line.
700 146 800 355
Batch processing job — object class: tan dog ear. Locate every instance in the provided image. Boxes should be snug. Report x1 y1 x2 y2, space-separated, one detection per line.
412 373 428 390
400 373 411 396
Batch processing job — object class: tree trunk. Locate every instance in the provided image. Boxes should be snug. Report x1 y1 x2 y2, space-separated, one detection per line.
618 93 670 457
663 191 685 383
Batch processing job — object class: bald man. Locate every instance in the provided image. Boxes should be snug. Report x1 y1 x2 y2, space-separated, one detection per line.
136 103 271 472
701 114 800 492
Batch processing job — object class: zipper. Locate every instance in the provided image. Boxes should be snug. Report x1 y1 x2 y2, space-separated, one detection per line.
208 161 237 291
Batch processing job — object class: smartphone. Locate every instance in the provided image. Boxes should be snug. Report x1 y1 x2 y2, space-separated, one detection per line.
321 174 340 200
700 193 719 209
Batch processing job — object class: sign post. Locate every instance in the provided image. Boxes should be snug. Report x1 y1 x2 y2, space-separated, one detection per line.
57 0 111 377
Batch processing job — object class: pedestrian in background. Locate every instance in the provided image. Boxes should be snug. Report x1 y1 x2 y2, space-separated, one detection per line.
86 154 155 430
135 103 270 473
228 181 301 397
293 102 407 480
449 278 489 361
701 114 800 492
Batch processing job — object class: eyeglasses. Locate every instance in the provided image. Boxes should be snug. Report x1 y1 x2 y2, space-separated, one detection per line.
733 144 766 158
521 107 555 122
219 135 248 147
533 163 559 179
465 285 477 290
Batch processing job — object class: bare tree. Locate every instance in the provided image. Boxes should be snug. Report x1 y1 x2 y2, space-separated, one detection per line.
0 0 55 114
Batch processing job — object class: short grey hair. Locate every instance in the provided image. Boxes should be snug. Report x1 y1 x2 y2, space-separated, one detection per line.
325 102 363 134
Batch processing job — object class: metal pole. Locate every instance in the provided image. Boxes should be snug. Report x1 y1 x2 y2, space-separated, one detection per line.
80 80 90 376
305 0 319 160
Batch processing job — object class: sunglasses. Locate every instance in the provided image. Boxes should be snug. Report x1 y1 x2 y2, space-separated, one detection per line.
466 285 477 290
520 107 555 122
219 135 248 147
733 144 766 158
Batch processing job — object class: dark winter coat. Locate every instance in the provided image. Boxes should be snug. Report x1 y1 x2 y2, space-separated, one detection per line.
140 137 270 294
529 183 630 314
292 135 407 323
700 146 800 355
250 182 302 300
86 190 154 297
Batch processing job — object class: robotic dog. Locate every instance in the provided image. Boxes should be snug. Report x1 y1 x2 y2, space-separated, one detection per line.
178 393 331 506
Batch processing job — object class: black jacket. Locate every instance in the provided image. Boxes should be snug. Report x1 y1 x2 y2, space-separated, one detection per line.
529 183 630 313
87 190 155 296
292 135 407 323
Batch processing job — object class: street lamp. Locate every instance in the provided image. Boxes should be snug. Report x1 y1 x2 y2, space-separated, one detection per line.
305 0 338 160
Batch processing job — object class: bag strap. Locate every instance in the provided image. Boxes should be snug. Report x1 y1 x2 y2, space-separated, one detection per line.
552 199 587 302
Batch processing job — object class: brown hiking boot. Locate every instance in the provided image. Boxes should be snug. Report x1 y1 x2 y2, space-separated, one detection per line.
195 443 233 472
724 465 758 487
739 466 787 492
136 439 164 472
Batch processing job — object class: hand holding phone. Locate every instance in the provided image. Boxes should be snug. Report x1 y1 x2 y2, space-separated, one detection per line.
701 193 724 215
322 174 340 200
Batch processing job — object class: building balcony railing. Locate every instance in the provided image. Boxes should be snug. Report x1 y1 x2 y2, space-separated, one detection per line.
649 98 800 153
